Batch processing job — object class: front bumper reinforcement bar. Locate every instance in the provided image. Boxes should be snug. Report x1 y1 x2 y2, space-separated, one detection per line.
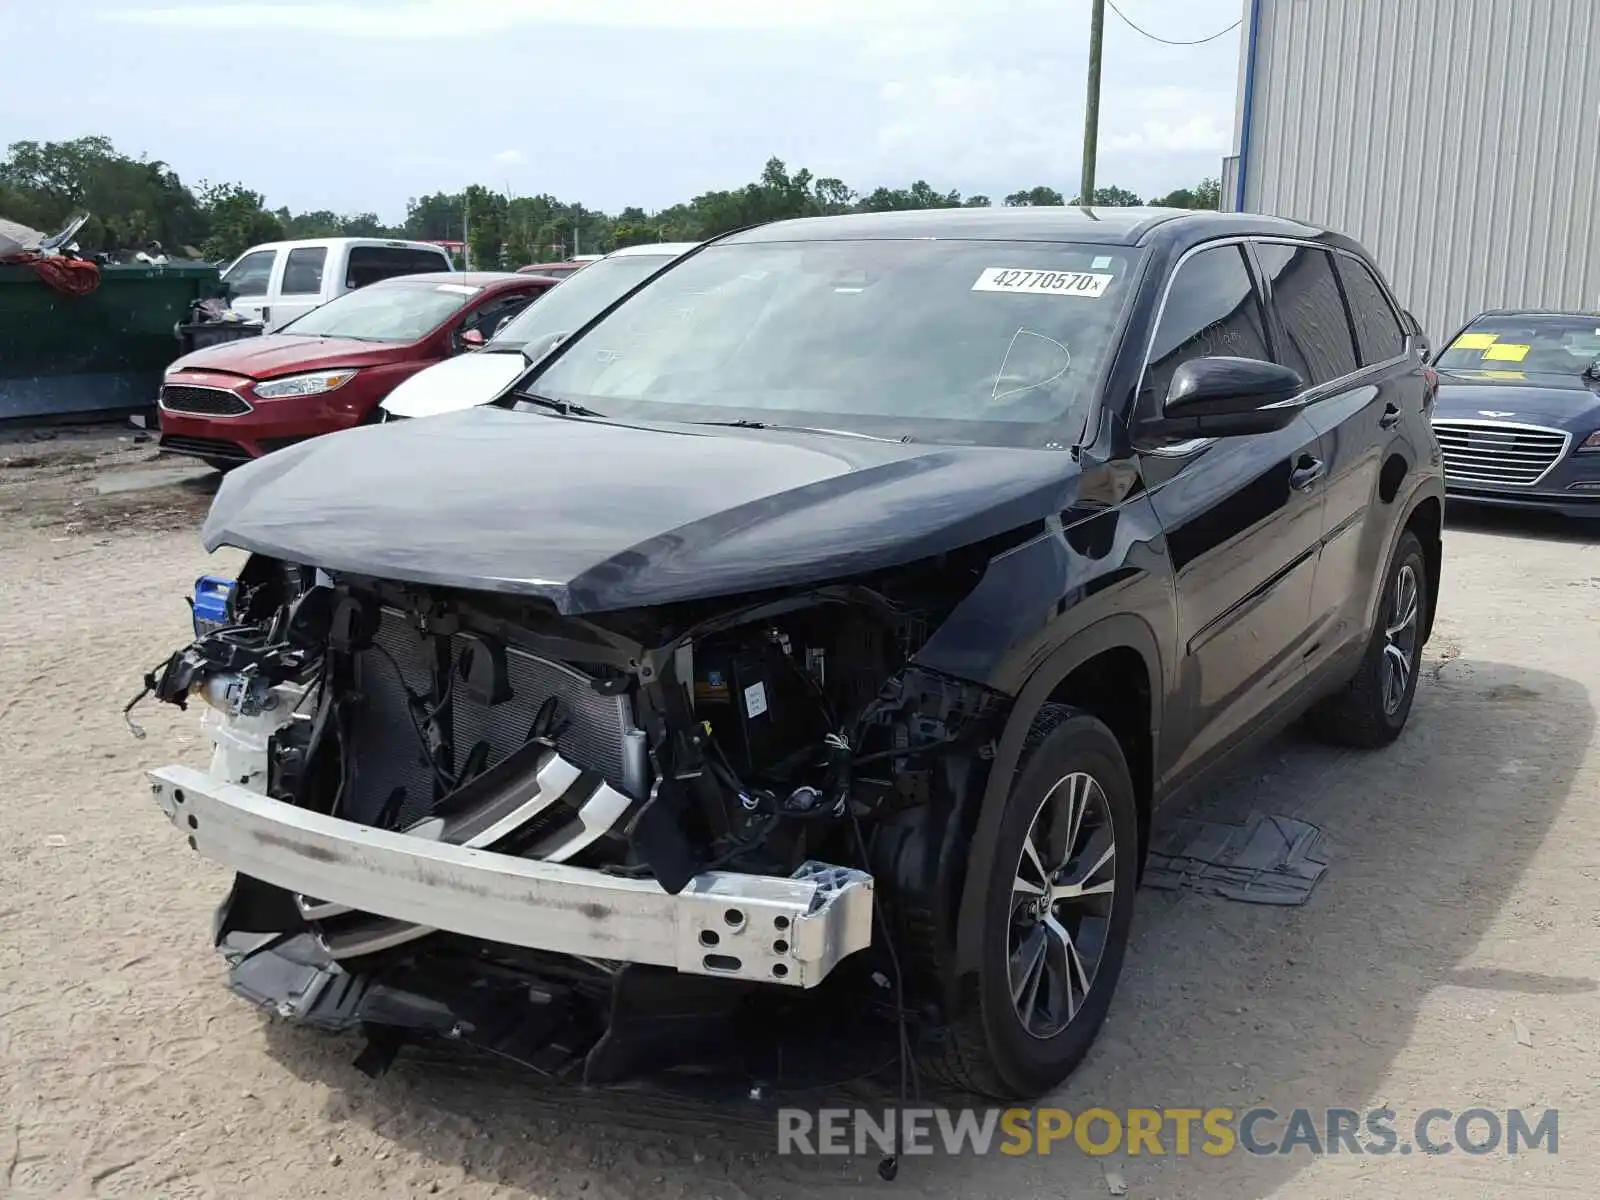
149 765 874 989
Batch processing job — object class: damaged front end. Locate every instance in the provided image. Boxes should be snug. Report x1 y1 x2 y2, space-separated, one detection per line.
137 549 1006 1083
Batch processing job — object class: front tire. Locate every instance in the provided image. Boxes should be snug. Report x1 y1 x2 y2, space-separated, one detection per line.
1307 529 1427 747
923 705 1139 1099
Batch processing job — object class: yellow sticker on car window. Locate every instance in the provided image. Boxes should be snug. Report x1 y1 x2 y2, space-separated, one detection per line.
1483 342 1530 361
1452 332 1498 349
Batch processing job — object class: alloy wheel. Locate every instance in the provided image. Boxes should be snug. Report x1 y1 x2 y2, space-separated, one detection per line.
1382 562 1420 716
1007 771 1118 1039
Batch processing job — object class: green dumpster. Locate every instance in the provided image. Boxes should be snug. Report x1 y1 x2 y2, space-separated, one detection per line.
0 260 225 422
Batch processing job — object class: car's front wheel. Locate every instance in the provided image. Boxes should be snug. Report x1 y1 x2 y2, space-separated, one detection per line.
923 705 1139 1099
1307 529 1427 747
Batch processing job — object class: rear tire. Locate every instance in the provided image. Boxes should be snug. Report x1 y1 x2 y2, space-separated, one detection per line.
1306 529 1427 748
920 705 1139 1099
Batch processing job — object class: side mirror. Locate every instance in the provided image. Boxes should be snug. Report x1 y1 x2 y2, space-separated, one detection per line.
1143 356 1305 440
1403 310 1431 359
459 328 486 351
521 330 567 364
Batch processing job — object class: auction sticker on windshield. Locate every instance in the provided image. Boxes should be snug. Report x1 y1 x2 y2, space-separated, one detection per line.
972 268 1113 297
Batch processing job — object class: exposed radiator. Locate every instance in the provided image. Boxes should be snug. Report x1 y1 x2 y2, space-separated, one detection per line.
346 606 647 828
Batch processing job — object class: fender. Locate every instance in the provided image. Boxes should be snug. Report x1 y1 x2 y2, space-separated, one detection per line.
950 610 1164 980
1364 471 1445 644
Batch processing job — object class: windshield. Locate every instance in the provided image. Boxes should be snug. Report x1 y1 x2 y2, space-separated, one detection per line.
1437 315 1600 375
278 281 476 342
523 240 1137 447
489 254 678 350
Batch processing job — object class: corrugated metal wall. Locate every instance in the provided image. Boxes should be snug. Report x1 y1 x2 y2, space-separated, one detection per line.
1239 0 1600 341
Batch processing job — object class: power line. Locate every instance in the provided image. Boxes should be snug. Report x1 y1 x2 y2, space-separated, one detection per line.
1106 0 1241 45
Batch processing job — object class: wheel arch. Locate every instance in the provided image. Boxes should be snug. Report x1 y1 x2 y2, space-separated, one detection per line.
950 613 1163 981
1403 492 1443 644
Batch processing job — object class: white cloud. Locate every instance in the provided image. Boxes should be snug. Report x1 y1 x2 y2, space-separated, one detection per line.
101 0 940 36
73 0 1244 210
874 69 1078 188
1103 88 1232 154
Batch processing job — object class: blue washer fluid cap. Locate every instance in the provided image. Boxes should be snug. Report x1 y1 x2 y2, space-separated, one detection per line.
192 575 236 637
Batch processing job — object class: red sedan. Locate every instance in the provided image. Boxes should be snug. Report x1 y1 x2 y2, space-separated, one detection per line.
157 272 556 467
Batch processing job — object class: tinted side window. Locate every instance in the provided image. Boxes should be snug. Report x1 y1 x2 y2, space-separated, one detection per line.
1254 243 1358 385
1334 254 1407 365
463 292 537 338
401 248 450 274
346 246 450 289
1144 244 1271 406
281 247 327 295
222 250 276 298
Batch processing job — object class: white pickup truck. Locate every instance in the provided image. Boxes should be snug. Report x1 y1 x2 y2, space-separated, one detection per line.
219 237 454 331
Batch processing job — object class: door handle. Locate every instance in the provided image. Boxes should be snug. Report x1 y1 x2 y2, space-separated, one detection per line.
1290 456 1326 491
1379 402 1402 429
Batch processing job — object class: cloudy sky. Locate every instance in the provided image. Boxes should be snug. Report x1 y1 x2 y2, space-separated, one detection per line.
0 0 1245 220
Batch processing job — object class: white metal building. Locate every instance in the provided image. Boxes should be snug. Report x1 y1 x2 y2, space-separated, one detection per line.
1222 0 1600 342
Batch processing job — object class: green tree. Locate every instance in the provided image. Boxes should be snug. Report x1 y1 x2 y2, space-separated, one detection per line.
463 185 507 269
613 224 663 248
197 182 283 260
404 191 465 242
278 208 342 238
340 212 390 237
1004 186 1066 207
1068 185 1142 206
1 136 206 253
4 137 1234 269
1150 178 1220 210
812 177 856 215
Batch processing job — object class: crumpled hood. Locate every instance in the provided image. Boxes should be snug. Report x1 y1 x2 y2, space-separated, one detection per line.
379 351 526 417
171 334 406 379
201 406 1078 613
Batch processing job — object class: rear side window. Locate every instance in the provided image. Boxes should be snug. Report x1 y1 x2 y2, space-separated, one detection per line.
1144 244 1272 406
462 291 538 338
222 249 276 298
281 247 327 295
1335 254 1408 365
1253 243 1359 385
346 246 452 289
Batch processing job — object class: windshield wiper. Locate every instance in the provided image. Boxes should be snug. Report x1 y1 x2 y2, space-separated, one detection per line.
516 392 604 418
691 419 913 443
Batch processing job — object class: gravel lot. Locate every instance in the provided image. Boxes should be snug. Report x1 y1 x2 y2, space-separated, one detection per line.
2 426 1596 1199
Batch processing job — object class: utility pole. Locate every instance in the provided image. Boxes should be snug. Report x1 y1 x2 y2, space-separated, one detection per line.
1080 0 1106 207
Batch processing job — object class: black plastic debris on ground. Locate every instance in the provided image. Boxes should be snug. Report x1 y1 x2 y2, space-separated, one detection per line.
1143 811 1330 905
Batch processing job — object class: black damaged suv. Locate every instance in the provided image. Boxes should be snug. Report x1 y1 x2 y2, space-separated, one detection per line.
145 208 1444 1100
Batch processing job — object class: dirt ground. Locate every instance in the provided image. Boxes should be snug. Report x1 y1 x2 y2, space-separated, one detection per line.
2 425 1596 1199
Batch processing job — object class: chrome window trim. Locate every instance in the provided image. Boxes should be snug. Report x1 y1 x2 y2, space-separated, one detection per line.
1132 236 1416 459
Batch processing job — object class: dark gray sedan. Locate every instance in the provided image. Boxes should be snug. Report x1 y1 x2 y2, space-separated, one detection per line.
1431 309 1600 517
